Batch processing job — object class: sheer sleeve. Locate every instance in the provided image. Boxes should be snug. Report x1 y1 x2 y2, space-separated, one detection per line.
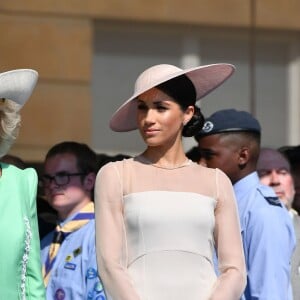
210 169 246 299
95 162 141 300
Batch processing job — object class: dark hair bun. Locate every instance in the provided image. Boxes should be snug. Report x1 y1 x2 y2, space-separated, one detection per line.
182 106 204 137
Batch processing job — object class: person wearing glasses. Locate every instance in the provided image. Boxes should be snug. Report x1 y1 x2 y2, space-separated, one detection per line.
40 141 106 300
0 69 45 299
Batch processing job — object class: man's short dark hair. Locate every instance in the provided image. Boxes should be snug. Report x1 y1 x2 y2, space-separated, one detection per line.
45 141 97 175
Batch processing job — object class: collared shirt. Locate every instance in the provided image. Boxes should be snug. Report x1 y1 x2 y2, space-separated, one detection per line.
234 172 295 300
41 216 106 300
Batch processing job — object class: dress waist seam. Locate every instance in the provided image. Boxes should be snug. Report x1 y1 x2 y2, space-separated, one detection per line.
127 249 212 267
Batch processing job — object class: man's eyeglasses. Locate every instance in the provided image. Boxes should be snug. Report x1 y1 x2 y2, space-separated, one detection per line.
40 172 86 187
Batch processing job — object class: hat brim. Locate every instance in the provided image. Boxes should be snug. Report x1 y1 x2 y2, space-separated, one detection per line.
109 63 235 132
0 69 38 106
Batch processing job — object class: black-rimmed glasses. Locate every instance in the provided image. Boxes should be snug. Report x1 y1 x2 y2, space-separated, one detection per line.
40 172 86 187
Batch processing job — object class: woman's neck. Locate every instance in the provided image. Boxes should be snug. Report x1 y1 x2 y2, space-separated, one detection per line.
142 145 188 169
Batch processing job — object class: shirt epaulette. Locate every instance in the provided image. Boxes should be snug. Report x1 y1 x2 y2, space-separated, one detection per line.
263 196 282 207
257 185 283 207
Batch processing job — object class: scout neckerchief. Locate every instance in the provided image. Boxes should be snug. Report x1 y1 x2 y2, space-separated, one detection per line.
43 201 95 286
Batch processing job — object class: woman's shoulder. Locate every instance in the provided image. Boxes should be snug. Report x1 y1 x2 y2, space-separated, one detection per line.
2 165 37 196
97 157 134 177
190 162 217 175
0 165 38 203
99 157 133 169
1 163 37 178
190 163 232 185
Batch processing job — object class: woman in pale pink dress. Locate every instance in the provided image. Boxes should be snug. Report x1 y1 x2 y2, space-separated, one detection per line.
95 63 246 300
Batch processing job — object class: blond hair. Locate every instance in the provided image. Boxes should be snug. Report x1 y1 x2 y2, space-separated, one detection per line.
0 99 22 158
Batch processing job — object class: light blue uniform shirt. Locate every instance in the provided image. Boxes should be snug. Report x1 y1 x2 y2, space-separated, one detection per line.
234 172 295 300
41 217 106 300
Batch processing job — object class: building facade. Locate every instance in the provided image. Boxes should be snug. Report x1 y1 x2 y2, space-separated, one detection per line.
1 0 300 160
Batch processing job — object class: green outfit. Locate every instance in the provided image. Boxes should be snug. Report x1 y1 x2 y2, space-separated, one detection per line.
0 163 45 299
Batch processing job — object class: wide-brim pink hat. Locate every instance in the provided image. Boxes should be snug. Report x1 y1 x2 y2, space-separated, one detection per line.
110 63 235 132
0 69 38 106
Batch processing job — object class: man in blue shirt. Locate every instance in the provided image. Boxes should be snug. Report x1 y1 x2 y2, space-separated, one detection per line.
257 148 300 300
40 141 106 300
195 109 295 299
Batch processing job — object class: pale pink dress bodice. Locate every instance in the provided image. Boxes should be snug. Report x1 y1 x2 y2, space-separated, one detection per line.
95 156 246 300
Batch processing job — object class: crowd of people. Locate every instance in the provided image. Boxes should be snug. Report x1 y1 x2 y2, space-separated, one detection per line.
0 64 299 300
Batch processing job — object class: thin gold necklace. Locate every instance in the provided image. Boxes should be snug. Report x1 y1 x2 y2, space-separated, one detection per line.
139 155 191 170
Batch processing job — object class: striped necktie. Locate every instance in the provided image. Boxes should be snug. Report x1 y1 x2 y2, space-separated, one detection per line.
43 202 95 286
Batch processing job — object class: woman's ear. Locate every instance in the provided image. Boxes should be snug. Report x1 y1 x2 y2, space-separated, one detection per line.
183 105 195 125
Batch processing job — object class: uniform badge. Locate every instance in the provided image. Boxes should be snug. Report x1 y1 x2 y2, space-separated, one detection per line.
86 267 97 279
64 262 77 270
94 281 104 292
202 121 214 133
73 247 82 257
55 288 65 300
65 255 72 262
